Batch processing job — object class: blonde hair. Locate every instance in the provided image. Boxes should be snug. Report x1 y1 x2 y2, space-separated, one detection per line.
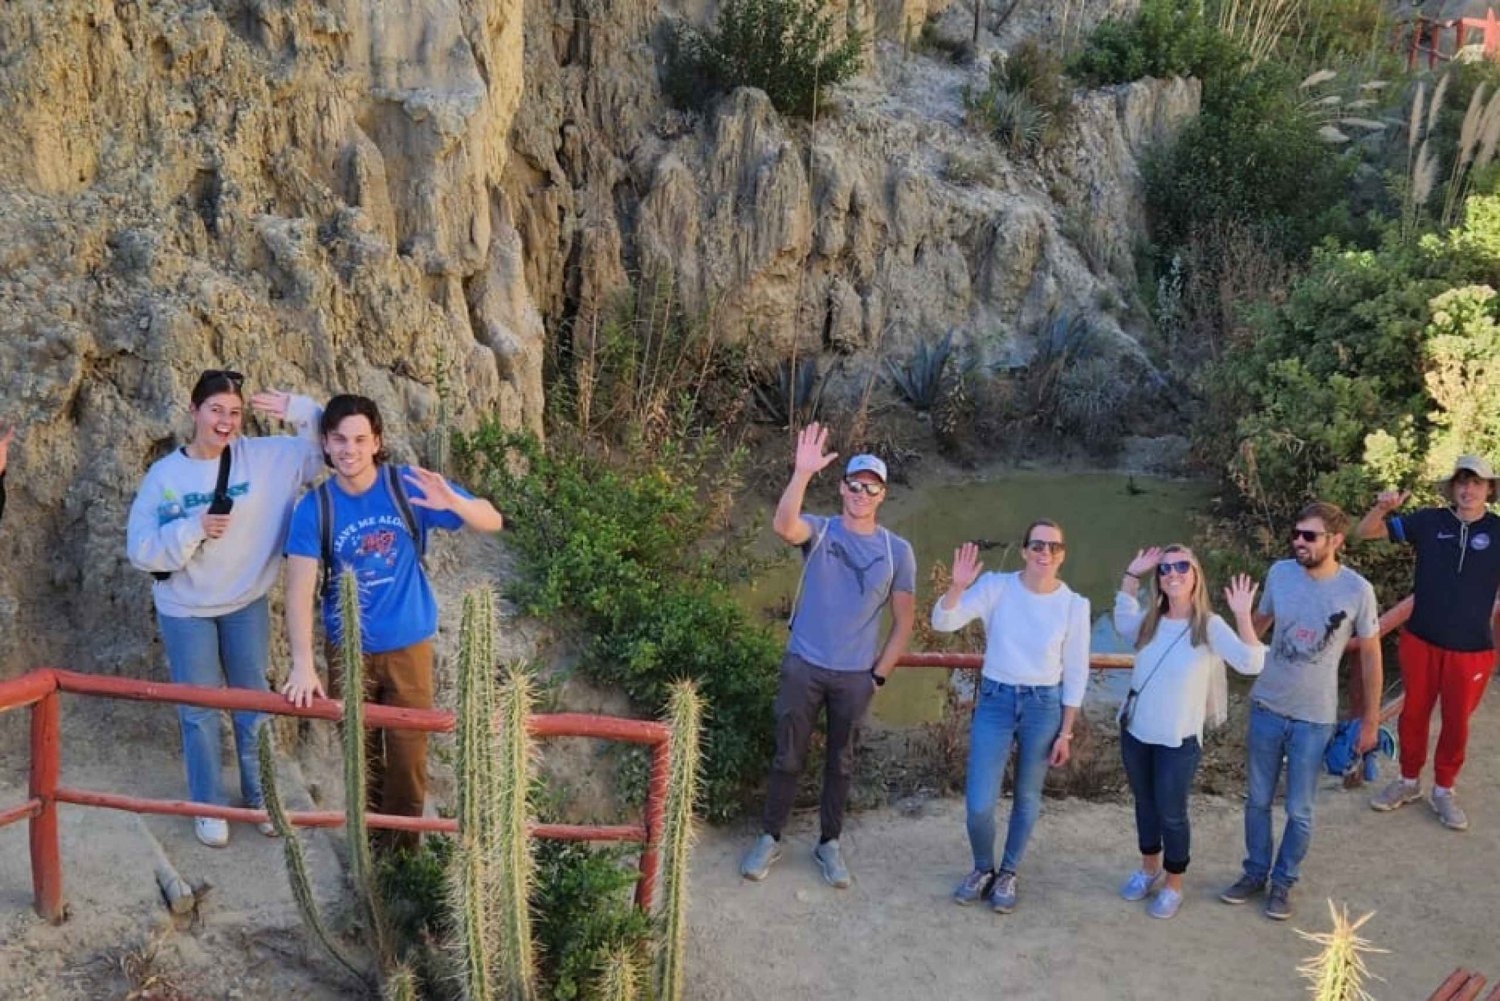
1134 544 1212 650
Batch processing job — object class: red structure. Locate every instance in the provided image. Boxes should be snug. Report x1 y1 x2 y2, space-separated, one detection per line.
1406 9 1500 70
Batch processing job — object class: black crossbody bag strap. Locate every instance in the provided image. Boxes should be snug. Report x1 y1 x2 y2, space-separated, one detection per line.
317 482 333 600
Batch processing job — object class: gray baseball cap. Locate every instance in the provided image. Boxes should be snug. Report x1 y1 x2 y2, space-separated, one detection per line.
845 454 888 482
1439 455 1498 499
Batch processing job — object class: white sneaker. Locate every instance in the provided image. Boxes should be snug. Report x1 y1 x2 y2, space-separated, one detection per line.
256 819 279 838
194 817 229 848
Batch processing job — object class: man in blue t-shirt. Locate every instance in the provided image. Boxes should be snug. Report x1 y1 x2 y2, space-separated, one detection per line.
280 395 503 848
1356 455 1500 831
740 423 916 889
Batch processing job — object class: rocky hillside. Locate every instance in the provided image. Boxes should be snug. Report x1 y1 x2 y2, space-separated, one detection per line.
0 0 1192 679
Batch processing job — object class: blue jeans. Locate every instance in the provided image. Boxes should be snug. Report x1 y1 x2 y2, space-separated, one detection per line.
964 679 1062 874
1120 727 1201 874
1242 702 1333 888
156 597 271 809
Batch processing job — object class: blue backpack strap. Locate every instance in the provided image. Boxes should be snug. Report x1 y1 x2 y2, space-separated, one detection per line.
316 482 333 600
384 464 427 563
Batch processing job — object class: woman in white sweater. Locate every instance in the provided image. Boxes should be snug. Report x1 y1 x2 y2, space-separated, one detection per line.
1113 544 1263 918
933 520 1091 915
126 370 324 847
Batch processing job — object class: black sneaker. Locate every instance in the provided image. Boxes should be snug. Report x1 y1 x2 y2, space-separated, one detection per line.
1264 883 1292 921
1219 873 1266 905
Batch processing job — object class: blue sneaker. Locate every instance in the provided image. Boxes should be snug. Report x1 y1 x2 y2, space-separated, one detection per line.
988 870 1019 913
953 868 995 906
1147 886 1183 919
740 834 782 881
813 839 852 889
1119 868 1165 902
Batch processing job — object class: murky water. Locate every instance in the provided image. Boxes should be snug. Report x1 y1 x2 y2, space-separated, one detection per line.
737 471 1214 725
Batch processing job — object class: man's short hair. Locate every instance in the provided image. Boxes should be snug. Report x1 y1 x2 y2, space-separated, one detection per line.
1296 500 1349 536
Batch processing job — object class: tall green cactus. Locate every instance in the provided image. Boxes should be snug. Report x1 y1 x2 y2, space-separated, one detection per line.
492 663 539 1001
336 567 391 966
258 733 369 987
451 588 500 1000
654 680 705 1001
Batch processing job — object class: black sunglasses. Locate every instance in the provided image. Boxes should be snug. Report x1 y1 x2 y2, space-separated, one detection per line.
1025 540 1066 554
200 369 245 388
1157 560 1193 576
1290 529 1329 543
843 479 886 496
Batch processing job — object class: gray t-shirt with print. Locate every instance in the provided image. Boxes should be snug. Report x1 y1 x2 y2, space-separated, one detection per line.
787 514 917 672
1251 559 1379 724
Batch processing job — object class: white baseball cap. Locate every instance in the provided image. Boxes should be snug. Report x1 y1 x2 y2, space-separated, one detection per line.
845 454 888 482
1439 455 1498 500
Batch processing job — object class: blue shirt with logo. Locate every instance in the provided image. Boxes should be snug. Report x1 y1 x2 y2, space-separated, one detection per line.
285 465 471 654
1389 507 1500 652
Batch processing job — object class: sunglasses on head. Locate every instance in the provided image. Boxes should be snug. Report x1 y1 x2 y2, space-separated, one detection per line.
1025 539 1065 554
843 479 886 496
1290 529 1329 543
1157 560 1193 576
200 369 245 388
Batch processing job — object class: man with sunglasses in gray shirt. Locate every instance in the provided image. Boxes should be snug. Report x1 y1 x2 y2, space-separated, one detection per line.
740 423 916 888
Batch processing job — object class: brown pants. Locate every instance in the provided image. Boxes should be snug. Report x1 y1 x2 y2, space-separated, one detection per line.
328 639 434 852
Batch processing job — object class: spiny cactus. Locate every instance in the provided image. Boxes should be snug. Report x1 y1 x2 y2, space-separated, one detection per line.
336 567 392 967
382 965 420 1001
491 663 539 1000
451 588 500 1000
258 733 368 987
654 680 705 1001
595 947 645 1001
1296 900 1387 1001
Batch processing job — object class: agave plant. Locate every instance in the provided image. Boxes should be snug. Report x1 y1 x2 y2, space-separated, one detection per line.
752 357 824 427
887 330 964 411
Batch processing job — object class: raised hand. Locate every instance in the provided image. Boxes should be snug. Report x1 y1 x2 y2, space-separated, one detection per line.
1375 489 1410 514
403 466 460 512
1223 573 1259 616
951 542 984 592
250 390 291 421
0 425 12 477
793 423 839 478
1126 547 1163 579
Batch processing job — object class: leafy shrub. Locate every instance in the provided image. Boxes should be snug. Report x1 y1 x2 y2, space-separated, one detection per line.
965 39 1073 156
663 0 863 118
453 427 781 821
1068 0 1244 90
534 841 653 1000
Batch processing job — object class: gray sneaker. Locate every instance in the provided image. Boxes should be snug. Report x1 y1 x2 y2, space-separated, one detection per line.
740 834 782 881
953 868 995 906
1219 873 1266 905
813 839 852 888
988 870 1019 913
1430 790 1470 831
1370 779 1422 812
1264 883 1292 921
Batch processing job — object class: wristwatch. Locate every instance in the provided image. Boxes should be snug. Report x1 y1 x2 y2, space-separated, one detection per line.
870 668 886 687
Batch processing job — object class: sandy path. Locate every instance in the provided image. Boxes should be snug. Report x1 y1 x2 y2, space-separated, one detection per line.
686 689 1500 1000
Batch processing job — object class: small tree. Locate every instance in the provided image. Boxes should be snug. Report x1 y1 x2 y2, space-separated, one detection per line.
665 0 863 117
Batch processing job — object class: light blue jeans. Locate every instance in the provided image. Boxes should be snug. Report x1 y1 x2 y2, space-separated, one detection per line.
156 597 271 809
964 679 1062 874
1242 702 1333 888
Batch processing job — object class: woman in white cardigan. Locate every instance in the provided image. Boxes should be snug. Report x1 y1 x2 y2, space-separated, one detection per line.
1113 544 1264 919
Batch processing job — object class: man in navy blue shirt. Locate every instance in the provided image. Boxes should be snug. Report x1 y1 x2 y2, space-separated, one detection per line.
1356 455 1500 831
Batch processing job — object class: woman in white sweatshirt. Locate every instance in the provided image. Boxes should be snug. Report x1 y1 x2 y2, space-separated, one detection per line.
933 520 1090 915
126 370 323 847
1113 544 1264 919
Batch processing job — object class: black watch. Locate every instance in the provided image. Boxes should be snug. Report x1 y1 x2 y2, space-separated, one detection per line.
870 668 886 687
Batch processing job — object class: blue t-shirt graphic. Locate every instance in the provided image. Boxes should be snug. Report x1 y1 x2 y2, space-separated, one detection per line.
285 465 470 654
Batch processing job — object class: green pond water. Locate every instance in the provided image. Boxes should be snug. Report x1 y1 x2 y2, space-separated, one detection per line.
736 471 1215 726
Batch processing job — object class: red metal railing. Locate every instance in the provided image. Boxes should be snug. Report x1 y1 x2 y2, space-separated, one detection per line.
0 668 671 924
1405 9 1500 70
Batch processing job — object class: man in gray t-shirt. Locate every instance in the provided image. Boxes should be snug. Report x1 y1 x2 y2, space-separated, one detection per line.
1220 502 1382 922
740 423 915 889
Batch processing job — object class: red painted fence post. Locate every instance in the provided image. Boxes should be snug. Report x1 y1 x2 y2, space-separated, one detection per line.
30 690 64 923
634 738 672 911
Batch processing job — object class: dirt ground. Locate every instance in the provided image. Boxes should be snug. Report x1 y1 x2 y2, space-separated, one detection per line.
685 686 1500 1001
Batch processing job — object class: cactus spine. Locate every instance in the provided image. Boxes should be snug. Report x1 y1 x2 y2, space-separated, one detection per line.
492 662 539 1000
595 947 644 1001
1296 900 1386 1001
654 680 705 1001
258 732 369 986
451 588 500 1000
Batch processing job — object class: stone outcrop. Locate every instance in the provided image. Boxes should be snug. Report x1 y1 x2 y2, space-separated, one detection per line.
0 0 1195 679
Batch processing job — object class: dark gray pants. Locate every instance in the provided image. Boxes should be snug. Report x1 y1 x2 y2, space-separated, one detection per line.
761 652 875 841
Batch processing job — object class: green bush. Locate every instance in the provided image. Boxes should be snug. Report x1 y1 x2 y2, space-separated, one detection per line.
1068 0 1243 90
534 841 653 1001
453 427 781 821
965 40 1073 156
663 0 863 118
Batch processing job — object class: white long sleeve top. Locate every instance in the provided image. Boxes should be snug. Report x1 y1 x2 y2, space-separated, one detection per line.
126 396 324 618
1112 591 1266 747
930 571 1091 707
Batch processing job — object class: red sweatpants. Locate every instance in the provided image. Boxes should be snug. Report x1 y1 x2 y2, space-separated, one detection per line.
1398 630 1496 788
